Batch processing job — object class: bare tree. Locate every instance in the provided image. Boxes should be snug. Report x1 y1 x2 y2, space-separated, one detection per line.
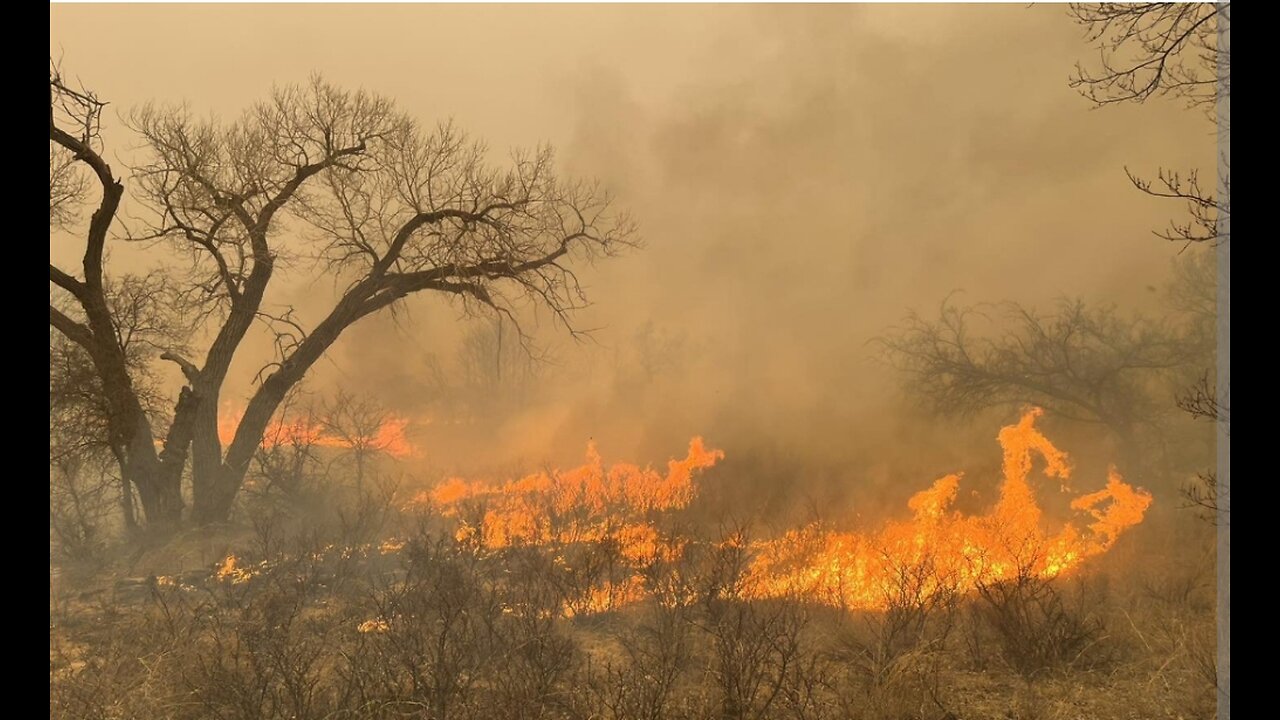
420 315 551 424
49 65 636 528
1070 3 1226 112
247 389 323 502
879 297 1196 477
50 64 198 529
50 248 190 532
319 391 397 492
1071 3 1229 247
1159 249 1228 518
50 276 184 543
51 330 135 535
629 320 689 384
1070 3 1230 526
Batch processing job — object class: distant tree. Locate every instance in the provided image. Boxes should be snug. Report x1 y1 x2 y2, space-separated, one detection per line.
50 330 122 556
1162 251 1225 513
48 451 115 561
1070 3 1229 520
319 391 398 492
630 320 688 383
879 297 1198 478
50 62 635 528
422 317 547 422
246 388 322 501
457 318 543 408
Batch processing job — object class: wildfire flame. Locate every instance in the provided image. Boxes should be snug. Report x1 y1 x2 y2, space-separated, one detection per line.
216 409 415 458
410 409 1149 614
214 553 258 584
741 407 1153 609
210 409 1150 617
408 437 724 555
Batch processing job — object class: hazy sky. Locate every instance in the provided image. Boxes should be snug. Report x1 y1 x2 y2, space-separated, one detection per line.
50 4 1217 470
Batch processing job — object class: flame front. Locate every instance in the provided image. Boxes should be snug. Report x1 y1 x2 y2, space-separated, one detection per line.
409 437 724 555
741 407 1152 609
396 409 1150 615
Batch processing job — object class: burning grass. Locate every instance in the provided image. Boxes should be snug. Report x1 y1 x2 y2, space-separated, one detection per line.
52 410 1205 720
743 408 1153 610
391 408 1151 616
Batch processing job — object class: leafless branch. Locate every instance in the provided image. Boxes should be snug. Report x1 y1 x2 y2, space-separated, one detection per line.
1070 3 1227 114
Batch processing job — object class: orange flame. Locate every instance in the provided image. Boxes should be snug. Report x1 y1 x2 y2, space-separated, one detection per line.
396 409 1151 616
408 437 724 556
217 409 414 458
740 408 1152 609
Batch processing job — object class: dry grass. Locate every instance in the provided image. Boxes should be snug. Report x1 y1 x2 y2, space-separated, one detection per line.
50 490 1219 720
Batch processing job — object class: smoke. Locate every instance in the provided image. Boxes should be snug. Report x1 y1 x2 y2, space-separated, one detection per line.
50 5 1216 490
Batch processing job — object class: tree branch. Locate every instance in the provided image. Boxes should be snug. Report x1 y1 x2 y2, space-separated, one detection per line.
160 351 201 383
49 305 95 351
50 264 88 301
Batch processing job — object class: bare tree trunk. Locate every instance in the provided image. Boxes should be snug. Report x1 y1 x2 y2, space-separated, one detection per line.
119 476 137 531
109 447 137 532
186 260 273 519
190 298 356 524
101 374 186 531
190 465 241 525
128 457 183 531
189 392 227 524
191 374 295 524
127 387 199 531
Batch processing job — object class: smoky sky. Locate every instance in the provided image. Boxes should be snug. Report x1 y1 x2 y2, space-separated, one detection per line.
50 4 1216 473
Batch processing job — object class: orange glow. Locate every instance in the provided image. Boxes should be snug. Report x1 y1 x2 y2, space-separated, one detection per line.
217 408 415 458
